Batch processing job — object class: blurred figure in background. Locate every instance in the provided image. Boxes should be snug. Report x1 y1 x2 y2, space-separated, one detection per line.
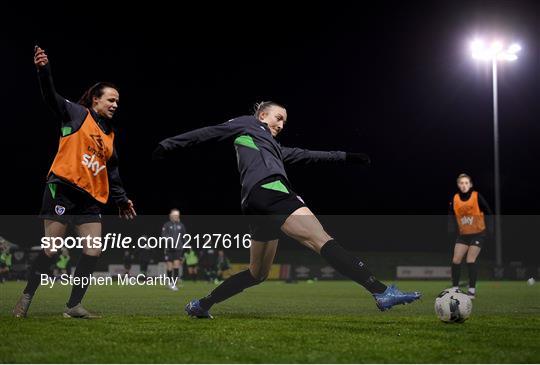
162 209 186 291
0 244 13 283
200 248 217 283
54 249 70 278
123 250 134 276
216 250 231 283
137 239 153 277
184 248 199 282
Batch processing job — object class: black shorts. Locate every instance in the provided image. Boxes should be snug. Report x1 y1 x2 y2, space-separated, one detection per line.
39 183 102 225
242 175 306 241
164 250 183 262
456 233 485 248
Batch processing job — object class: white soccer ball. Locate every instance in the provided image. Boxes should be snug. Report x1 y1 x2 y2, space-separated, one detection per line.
434 288 472 323
527 278 536 286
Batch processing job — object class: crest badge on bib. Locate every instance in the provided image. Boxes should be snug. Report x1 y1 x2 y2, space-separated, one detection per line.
55 205 66 215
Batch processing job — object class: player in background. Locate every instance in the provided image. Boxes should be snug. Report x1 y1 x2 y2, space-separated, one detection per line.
54 249 70 278
448 173 493 299
161 209 186 290
184 248 199 282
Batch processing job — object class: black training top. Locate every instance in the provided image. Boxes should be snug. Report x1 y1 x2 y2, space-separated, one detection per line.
161 220 187 252
37 64 128 205
158 115 347 203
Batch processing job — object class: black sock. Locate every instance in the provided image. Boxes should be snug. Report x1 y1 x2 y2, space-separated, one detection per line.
173 268 179 281
199 269 261 310
319 240 387 294
23 250 55 296
166 269 172 279
467 263 477 289
451 263 461 287
67 254 98 308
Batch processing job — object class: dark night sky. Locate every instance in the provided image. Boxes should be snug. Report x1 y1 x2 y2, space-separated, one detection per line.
2 0 539 217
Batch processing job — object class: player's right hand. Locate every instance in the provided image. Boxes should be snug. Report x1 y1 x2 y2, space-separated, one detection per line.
34 46 49 68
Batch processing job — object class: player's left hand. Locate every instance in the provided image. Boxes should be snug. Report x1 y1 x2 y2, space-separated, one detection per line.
119 199 136 220
152 145 166 161
346 152 371 166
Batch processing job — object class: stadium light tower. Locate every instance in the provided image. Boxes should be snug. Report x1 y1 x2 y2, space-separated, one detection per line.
470 39 521 267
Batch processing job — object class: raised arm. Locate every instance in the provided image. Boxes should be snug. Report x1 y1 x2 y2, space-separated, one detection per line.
34 46 86 124
153 116 248 159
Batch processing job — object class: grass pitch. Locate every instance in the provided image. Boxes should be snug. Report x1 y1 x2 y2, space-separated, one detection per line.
1 280 539 363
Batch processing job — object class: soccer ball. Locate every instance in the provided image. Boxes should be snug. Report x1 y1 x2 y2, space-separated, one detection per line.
434 288 472 323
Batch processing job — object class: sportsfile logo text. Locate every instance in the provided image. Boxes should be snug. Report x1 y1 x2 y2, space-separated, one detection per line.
41 234 133 252
41 233 252 252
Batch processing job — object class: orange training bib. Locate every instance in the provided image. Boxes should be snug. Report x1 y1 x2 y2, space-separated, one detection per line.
453 191 486 235
48 111 114 203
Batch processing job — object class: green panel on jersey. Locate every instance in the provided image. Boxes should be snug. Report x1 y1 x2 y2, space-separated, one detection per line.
48 183 57 199
261 180 289 194
234 135 259 150
61 126 72 136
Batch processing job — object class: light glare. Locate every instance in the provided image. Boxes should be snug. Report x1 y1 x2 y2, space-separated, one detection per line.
508 44 521 53
470 38 521 62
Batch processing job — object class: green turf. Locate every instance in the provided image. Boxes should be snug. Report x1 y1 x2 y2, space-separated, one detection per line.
0 280 539 363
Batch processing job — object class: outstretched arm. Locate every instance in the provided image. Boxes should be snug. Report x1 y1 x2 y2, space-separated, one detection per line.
282 147 370 166
153 116 248 159
281 147 346 165
35 46 68 120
